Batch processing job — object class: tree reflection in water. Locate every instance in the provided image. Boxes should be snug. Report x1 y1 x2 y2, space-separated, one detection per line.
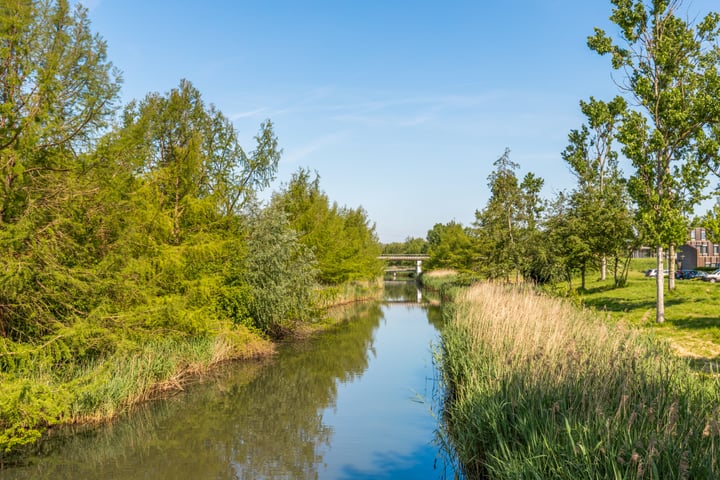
4 289 453 479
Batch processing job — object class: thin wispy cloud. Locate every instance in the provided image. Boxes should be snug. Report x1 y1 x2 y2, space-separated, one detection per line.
312 90 515 129
229 108 268 120
283 132 348 165
242 87 511 131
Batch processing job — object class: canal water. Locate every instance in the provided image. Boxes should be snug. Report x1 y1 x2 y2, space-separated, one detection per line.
4 282 457 479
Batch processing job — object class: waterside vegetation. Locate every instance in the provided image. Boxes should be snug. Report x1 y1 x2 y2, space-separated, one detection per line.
0 0 383 462
556 259 720 364
439 282 720 479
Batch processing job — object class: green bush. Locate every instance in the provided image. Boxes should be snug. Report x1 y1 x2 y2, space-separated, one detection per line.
0 379 70 453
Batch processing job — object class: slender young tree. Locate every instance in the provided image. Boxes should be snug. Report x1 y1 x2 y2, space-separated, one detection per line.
589 0 720 322
562 96 635 286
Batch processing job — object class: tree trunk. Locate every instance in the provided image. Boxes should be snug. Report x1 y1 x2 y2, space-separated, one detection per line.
581 265 586 290
601 255 607 280
656 245 665 323
613 256 619 284
173 173 182 245
668 243 676 291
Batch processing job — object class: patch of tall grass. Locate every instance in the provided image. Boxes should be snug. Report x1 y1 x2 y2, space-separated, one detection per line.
314 279 383 309
1 278 378 461
420 270 481 302
439 282 720 479
0 324 273 460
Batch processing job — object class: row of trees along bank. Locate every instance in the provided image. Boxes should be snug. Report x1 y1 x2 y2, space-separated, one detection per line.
417 0 720 327
0 0 383 459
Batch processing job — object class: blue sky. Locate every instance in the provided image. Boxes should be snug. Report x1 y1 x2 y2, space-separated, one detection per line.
81 1 718 242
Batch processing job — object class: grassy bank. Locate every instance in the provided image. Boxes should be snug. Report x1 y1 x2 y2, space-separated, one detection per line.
556 259 720 363
419 269 473 299
439 282 720 479
0 322 273 462
0 280 382 464
315 279 384 309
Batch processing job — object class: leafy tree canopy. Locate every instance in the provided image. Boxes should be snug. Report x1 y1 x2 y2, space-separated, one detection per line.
272 168 383 284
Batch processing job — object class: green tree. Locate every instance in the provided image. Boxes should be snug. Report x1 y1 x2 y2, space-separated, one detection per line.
562 96 636 287
242 205 317 336
701 202 720 244
272 168 382 284
474 149 545 281
120 79 279 243
589 0 720 322
425 221 476 272
0 0 120 339
382 237 427 255
332 205 384 282
0 0 120 225
543 192 594 288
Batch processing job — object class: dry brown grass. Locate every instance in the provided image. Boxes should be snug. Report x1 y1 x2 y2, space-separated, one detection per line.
423 269 458 278
452 282 646 390
440 281 720 478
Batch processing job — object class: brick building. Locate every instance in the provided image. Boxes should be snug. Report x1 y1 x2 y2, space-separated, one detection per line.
678 227 720 270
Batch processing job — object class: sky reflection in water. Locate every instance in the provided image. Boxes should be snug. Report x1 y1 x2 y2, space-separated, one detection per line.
3 282 456 479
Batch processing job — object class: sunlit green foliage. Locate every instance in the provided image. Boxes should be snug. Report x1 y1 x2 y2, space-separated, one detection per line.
118 79 280 242
425 221 476 272
473 148 545 281
0 0 121 225
382 237 427 255
242 206 318 336
589 0 720 321
556 97 636 288
0 1 379 458
272 168 383 284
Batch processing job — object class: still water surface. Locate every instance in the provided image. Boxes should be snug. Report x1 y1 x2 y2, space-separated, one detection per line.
5 282 456 479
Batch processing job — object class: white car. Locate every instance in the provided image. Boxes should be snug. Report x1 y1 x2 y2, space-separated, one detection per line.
645 269 669 277
702 269 720 283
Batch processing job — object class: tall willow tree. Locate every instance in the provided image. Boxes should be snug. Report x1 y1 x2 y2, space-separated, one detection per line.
589 0 720 322
242 205 317 336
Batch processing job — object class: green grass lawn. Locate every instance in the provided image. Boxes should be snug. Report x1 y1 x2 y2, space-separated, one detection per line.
573 258 720 363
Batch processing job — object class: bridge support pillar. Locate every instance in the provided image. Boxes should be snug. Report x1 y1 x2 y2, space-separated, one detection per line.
416 260 422 276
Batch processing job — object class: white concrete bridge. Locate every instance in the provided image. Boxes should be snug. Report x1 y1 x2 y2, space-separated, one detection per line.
378 254 430 276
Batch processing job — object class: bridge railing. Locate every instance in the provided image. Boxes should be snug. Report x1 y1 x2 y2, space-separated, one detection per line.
378 254 430 261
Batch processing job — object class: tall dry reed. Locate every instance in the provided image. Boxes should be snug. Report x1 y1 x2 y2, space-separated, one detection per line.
440 282 720 479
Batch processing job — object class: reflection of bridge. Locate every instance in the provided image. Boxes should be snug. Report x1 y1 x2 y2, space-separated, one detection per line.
378 254 430 276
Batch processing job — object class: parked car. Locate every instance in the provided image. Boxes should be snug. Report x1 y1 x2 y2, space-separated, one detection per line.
702 269 720 283
675 270 707 280
645 269 669 277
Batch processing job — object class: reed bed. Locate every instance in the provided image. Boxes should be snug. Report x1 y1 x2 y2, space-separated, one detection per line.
439 282 720 479
314 279 384 309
